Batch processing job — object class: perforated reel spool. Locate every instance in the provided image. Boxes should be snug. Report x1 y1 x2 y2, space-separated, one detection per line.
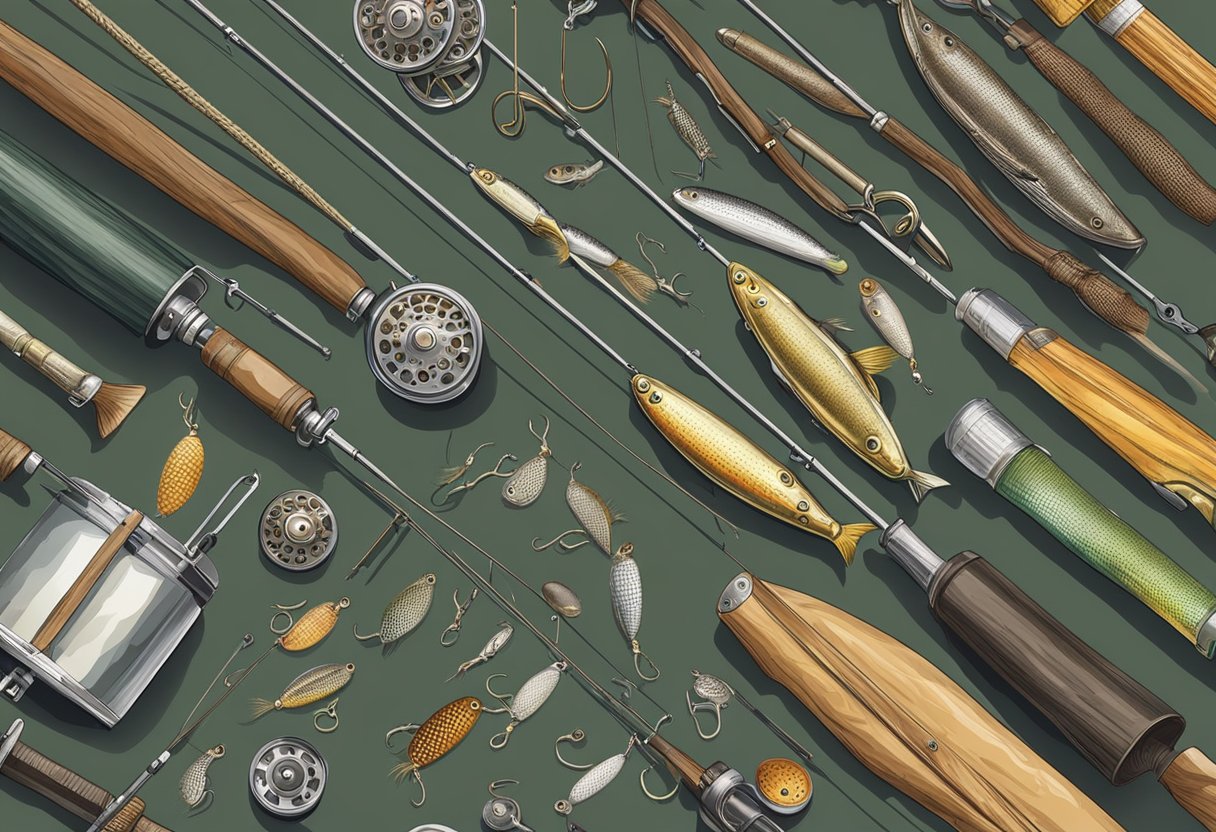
365 283 483 403
249 737 328 818
354 0 457 74
399 0 486 108
259 490 338 571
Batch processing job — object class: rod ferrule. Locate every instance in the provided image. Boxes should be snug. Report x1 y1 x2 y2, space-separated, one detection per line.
880 520 946 590
955 288 1036 359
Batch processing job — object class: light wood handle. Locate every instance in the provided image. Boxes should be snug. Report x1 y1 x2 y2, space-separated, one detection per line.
0 308 90 395
200 328 314 430
0 427 32 481
1102 9 1216 126
1160 747 1216 830
0 19 369 313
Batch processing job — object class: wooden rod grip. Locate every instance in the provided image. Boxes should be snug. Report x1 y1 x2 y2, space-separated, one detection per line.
0 19 369 314
1010 19 1216 224
0 426 32 481
1159 747 1216 830
1104 10 1216 126
0 308 91 395
200 328 314 430
645 734 705 794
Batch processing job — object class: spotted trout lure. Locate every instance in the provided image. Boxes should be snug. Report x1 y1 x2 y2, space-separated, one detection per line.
354 572 437 645
179 744 223 809
533 462 624 555
654 81 715 180
251 662 356 718
470 168 569 261
386 696 483 806
484 661 567 748
859 278 931 393
609 543 659 680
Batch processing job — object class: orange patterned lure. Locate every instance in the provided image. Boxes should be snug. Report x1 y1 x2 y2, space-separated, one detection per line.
385 696 482 806
275 598 351 652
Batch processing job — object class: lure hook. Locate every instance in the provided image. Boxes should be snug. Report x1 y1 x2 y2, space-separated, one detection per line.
636 232 698 310
639 765 679 802
312 698 340 734
530 416 552 457
436 441 495 487
443 454 518 501
483 674 514 711
268 600 308 635
532 530 590 552
440 587 479 646
178 392 199 433
385 722 420 750
489 777 521 798
560 28 612 113
686 689 725 740
492 1 565 137
632 642 661 681
611 676 636 701
555 728 593 770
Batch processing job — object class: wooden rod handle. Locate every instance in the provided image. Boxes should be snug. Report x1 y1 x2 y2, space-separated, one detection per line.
0 308 91 395
645 734 705 794
0 427 32 481
0 19 369 313
200 328 314 430
1159 747 1216 830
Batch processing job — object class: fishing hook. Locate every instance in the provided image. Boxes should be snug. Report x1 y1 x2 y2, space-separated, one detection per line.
268 600 308 635
632 642 661 682
436 441 495 486
385 722 419 751
531 416 553 457
555 728 594 770
611 676 636 700
440 586 479 646
639 765 680 801
560 29 612 113
532 530 591 552
686 689 725 740
444 454 518 501
550 614 563 645
312 698 339 734
635 232 698 310
493 1 565 137
178 392 198 432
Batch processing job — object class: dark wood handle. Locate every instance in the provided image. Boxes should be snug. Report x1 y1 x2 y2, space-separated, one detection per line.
1159 747 1216 829
1011 20 1216 224
0 427 32 481
645 734 705 794
2 740 172 831
200 329 313 430
0 19 369 313
928 552 1184 784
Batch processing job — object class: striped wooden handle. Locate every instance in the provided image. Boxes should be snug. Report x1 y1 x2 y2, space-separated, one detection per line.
200 329 314 430
1159 747 1216 830
0 427 32 481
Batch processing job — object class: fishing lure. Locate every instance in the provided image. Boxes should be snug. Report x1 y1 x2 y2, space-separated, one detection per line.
471 168 570 261
543 581 583 619
685 670 815 766
270 597 350 652
386 696 483 806
251 662 356 718
533 463 623 554
157 393 204 516
545 160 605 188
443 453 518 501
858 278 931 393
179 744 223 809
503 417 553 507
440 587 478 646
354 573 437 645
436 441 495 486
555 733 639 815
561 223 659 304
485 661 567 748
448 621 514 680
654 81 715 180
609 544 659 680
672 186 848 274
636 233 696 309
728 264 948 502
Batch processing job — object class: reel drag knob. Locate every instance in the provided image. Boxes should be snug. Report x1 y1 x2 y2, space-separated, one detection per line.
259 490 338 571
249 737 328 818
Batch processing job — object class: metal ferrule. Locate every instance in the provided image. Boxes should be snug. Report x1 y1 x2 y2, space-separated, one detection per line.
149 268 211 344
346 287 377 322
1198 612 1216 658
945 398 1037 488
1094 0 1145 37
880 520 946 591
67 375 103 408
955 288 1036 359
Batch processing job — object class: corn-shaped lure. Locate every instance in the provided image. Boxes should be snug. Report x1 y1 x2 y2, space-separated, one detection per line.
354 573 437 645
484 661 567 748
251 663 355 718
386 696 483 806
179 744 224 809
277 598 350 652
157 393 204 515
609 544 659 680
555 735 638 815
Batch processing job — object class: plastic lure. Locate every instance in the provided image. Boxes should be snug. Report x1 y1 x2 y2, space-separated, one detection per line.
858 278 931 393
485 661 567 748
251 662 356 718
386 696 483 806
471 168 570 261
609 544 659 680
354 573 437 645
179 744 223 809
654 81 715 180
545 160 604 188
448 621 514 680
561 223 659 304
503 417 553 507
533 463 623 555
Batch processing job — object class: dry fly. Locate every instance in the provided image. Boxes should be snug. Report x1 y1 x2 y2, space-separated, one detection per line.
859 278 931 394
436 441 495 486
484 661 567 748
354 573 437 645
386 696 483 806
503 417 553 507
561 222 658 303
448 621 514 680
654 81 715 181
533 463 623 555
251 662 355 718
609 543 659 680
179 744 223 809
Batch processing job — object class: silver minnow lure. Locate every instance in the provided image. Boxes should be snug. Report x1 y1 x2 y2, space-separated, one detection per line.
534 463 624 554
545 160 604 187
560 223 659 304
555 736 638 815
354 572 436 644
448 621 514 680
672 186 848 274
896 1 1143 250
179 744 224 808
485 660 567 748
859 278 931 393
503 417 552 507
609 543 659 681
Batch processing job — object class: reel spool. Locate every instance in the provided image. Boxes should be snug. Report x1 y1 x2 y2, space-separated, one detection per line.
365 283 483 404
259 490 338 571
249 737 328 818
752 758 812 815
354 0 486 108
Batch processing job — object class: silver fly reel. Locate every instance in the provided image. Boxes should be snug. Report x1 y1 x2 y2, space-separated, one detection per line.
353 0 486 108
249 737 328 818
366 283 483 403
259 490 338 571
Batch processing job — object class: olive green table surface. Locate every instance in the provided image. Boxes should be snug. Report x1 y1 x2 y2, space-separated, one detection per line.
1 1 1214 830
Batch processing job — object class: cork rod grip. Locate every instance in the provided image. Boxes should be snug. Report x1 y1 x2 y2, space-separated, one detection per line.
200 329 314 430
2 740 172 831
1159 747 1216 830
1011 20 1216 224
0 309 91 395
1106 9 1216 127
0 427 32 481
0 19 368 313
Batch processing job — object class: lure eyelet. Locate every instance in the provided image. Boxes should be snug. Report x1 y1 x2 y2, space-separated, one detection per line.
1091 217 1104 229
755 297 768 307
733 271 747 284
635 378 651 392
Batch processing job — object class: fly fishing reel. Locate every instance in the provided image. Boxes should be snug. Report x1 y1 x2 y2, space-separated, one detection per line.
365 283 483 404
259 490 338 571
249 737 328 818
354 0 486 108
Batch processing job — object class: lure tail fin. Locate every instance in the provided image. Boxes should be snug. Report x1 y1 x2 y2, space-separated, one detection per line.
533 215 571 263
850 346 900 376
250 698 276 719
92 381 146 438
907 470 950 504
834 522 878 566
823 255 849 276
607 259 658 303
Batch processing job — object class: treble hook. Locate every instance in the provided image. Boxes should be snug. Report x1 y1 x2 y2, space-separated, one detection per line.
639 765 680 801
441 587 479 646
443 454 518 501
532 530 591 552
268 600 308 635
312 698 339 733
686 689 725 740
560 29 612 113
632 642 661 682
555 728 593 770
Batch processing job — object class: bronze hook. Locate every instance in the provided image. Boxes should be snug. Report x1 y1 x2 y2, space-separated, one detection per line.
561 28 612 113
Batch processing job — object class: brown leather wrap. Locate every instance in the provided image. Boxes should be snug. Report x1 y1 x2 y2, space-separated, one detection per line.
1043 251 1150 334
1010 19 1216 224
200 329 313 430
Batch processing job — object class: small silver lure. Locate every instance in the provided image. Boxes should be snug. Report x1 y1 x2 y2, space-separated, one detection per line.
686 671 815 766
859 277 931 394
503 417 553 507
561 222 659 304
554 733 638 815
485 660 567 748
545 160 605 188
448 621 514 680
654 81 715 181
609 544 659 681
533 463 623 555
179 744 224 809
354 572 437 644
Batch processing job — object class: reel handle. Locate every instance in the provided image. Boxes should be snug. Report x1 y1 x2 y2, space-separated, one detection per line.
200 329 314 430
0 426 32 481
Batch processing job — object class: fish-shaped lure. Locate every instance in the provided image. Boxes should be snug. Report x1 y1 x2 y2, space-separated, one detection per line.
485 660 567 748
672 186 848 274
609 543 659 680
561 223 660 304
503 417 553 507
555 735 638 815
896 1 1143 250
534 462 623 554
858 278 930 393
386 696 483 806
277 597 350 652
728 263 947 502
545 160 604 188
448 621 513 680
179 744 224 809
632 374 876 563
655 81 715 181
471 168 570 261
354 572 437 645
252 662 355 718
543 581 583 617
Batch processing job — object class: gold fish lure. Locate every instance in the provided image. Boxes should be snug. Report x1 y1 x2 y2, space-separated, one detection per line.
471 168 570 261
275 598 351 652
386 696 483 806
251 662 355 718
